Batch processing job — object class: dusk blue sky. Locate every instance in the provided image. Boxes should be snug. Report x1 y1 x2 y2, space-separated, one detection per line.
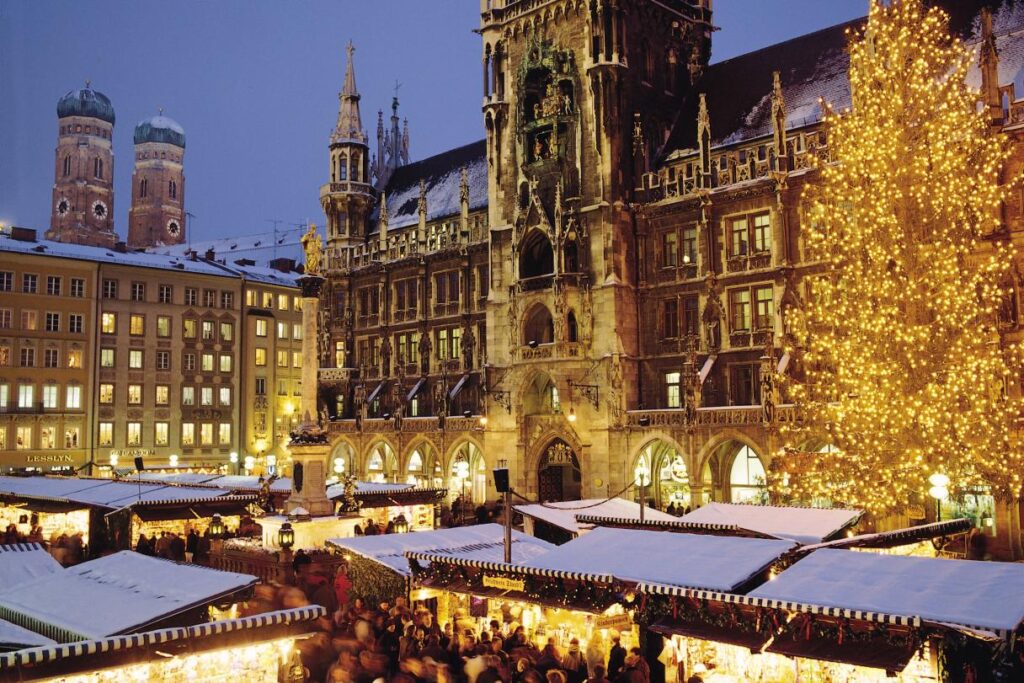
0 1 866 243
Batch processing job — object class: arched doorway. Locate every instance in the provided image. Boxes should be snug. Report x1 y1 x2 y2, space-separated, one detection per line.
728 445 768 503
633 440 691 511
406 442 442 488
449 442 486 506
537 439 581 502
522 304 554 346
365 442 398 483
329 441 356 482
520 230 554 280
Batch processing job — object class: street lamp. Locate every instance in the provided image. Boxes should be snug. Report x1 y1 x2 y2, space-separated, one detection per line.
109 452 119 469
209 514 225 539
454 460 470 525
567 406 577 423
635 465 651 523
229 451 238 474
333 457 345 475
244 455 255 474
278 522 295 550
266 454 278 476
169 453 179 468
929 472 950 521
393 514 410 534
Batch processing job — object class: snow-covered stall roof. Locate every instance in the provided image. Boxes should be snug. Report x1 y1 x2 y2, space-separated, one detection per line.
0 617 56 650
523 527 795 593
202 475 293 493
0 543 62 590
326 481 416 499
678 502 862 544
0 551 257 642
127 472 225 486
514 498 677 536
749 548 1024 633
0 476 251 509
327 523 555 576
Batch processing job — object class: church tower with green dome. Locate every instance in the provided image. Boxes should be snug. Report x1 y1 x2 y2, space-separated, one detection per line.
128 111 187 248
47 82 118 248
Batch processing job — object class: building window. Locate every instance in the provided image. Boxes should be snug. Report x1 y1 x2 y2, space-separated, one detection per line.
255 319 267 337
184 353 196 371
730 363 760 406
261 292 273 308
0 272 10 292
0 310 9 329
255 378 266 396
156 351 170 370
157 315 171 337
255 347 267 367
219 387 231 406
219 423 231 445
99 383 114 404
23 274 37 294
46 276 62 296
666 371 682 408
754 285 774 330
16 426 32 450
129 349 143 369
169 180 177 199
245 289 256 307
682 296 699 338
182 386 195 406
100 312 116 334
185 288 198 306
661 232 678 268
98 422 113 446
62 155 71 176
155 422 169 446
292 351 302 368
140 178 148 198
64 427 79 449
100 348 115 367
293 323 302 340
129 314 144 336
358 287 380 317
42 384 58 409
729 289 751 332
69 314 83 334
434 271 461 306
130 282 146 301
220 354 232 373
67 349 82 368
278 379 288 396
221 291 234 309
183 319 196 339
158 284 173 304
220 322 234 341
201 320 215 340
128 384 142 405
278 294 289 311
125 422 141 446
20 347 35 367
181 423 195 446
44 348 59 368
729 212 771 257
334 341 346 368
277 322 288 339
66 385 82 409
277 350 288 368
40 426 56 449
682 226 697 265
156 385 169 405
201 387 213 406
0 345 8 367
200 423 214 446
0 384 7 409
21 310 37 331
102 279 117 299
752 213 771 253
70 278 85 297
201 353 214 372
203 290 216 307
45 313 60 332
662 299 678 339
436 327 461 361
94 157 104 179
17 384 34 408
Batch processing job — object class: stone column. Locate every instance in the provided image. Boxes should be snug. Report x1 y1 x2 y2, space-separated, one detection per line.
286 274 334 517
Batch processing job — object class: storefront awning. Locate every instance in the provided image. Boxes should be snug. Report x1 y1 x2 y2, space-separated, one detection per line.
448 373 470 400
699 354 717 383
766 632 916 673
516 498 677 537
574 515 781 540
132 498 255 522
0 543 62 590
649 617 770 651
406 377 427 402
678 502 863 545
798 518 972 553
366 381 387 405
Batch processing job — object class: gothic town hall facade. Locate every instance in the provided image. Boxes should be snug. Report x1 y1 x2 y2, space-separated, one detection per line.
315 0 1024 556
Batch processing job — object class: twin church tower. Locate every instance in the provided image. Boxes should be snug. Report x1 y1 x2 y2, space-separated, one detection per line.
46 83 187 249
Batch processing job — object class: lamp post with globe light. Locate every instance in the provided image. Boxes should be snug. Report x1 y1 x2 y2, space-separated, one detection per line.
929 473 950 522
635 464 651 523
455 460 470 525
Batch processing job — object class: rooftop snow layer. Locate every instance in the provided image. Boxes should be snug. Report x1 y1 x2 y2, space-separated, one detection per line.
0 544 62 590
0 476 244 509
0 617 56 649
148 224 312 268
514 498 677 536
327 523 555 575
750 548 1024 632
522 526 795 592
678 502 862 545
0 551 256 641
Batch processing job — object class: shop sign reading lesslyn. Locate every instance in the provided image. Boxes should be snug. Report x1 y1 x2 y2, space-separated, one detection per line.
25 454 73 463
482 575 526 592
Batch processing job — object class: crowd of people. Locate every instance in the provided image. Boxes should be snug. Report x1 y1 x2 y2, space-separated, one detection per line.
4 522 86 566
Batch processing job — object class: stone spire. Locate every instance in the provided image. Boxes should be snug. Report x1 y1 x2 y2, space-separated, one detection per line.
697 93 712 188
417 179 428 249
770 71 788 171
378 191 389 254
332 41 366 145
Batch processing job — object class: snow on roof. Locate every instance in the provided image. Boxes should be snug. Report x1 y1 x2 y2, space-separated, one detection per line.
206 475 293 493
148 225 312 270
678 502 862 545
514 498 677 535
0 544 62 590
0 551 257 641
522 527 795 592
0 618 56 649
373 140 488 232
750 548 1024 632
327 523 555 576
128 472 224 486
0 476 244 509
326 481 416 499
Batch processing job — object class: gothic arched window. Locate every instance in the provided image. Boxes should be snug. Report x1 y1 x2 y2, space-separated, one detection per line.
169 180 177 199
63 155 71 177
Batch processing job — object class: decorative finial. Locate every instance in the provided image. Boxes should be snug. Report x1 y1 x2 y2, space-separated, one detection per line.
346 40 355 58
85 79 91 89
158 106 164 116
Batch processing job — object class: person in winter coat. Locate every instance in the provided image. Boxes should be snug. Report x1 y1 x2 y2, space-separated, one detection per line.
135 534 153 556
562 638 588 683
587 665 610 683
185 529 198 562
606 635 626 681
615 655 646 683
585 633 607 678
628 648 649 683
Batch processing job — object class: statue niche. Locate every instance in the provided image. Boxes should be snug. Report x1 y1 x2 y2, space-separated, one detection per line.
519 43 578 168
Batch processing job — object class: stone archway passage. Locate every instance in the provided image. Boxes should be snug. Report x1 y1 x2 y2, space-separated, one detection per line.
538 439 582 502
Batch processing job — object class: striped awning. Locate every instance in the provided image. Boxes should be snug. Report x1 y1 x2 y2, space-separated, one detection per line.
636 582 922 628
367 381 387 405
0 543 47 554
406 377 427 402
448 373 470 400
406 551 613 583
573 515 778 539
0 605 325 669
799 518 973 553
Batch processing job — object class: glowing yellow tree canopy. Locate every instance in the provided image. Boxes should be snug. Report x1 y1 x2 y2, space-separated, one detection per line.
778 0 1024 514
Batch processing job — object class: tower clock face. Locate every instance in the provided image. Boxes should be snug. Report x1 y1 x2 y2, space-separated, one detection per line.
91 200 108 219
167 219 181 237
56 198 70 216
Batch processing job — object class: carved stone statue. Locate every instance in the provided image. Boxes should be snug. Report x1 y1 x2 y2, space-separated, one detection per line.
460 324 476 370
301 224 323 276
380 335 393 377
507 289 519 349
580 286 593 346
353 382 366 431
702 274 723 352
390 383 404 431
418 332 432 375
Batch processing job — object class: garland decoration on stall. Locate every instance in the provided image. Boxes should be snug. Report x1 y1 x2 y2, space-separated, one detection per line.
347 554 406 607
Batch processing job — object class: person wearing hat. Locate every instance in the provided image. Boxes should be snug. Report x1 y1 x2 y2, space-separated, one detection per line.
562 638 588 683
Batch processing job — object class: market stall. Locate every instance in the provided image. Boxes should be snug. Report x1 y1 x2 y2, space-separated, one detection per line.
0 543 61 589
327 481 447 532
514 498 677 544
675 502 864 544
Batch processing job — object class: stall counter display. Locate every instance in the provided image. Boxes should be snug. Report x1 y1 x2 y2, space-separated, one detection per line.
360 504 436 532
133 515 241 544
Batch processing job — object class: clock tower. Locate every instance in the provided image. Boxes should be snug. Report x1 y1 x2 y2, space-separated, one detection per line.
128 112 187 248
47 82 118 248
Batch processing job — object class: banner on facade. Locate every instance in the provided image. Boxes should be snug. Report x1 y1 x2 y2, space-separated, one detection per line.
482 575 526 592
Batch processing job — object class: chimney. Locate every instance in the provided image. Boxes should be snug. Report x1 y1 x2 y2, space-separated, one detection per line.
10 227 37 243
204 248 216 261
114 241 128 253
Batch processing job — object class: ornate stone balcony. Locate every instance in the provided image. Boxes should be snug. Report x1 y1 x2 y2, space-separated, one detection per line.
625 404 798 429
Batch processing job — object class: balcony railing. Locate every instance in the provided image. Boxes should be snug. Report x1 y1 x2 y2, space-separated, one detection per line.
626 404 798 428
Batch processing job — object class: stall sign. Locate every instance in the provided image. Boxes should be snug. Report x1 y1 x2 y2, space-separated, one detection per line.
595 613 632 631
25 454 73 463
482 575 526 592
110 448 154 458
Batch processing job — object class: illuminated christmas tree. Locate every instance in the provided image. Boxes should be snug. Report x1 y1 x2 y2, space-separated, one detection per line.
776 0 1024 515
